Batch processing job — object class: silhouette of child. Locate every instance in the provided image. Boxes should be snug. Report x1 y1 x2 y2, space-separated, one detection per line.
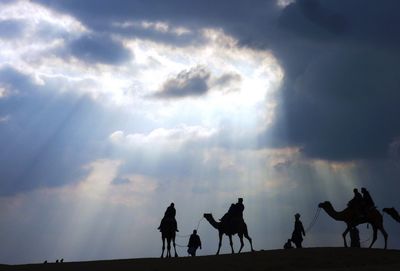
284 239 293 249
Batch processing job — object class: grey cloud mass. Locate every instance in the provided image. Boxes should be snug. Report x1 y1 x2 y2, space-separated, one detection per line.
213 72 242 90
261 0 400 161
67 34 132 65
155 66 211 98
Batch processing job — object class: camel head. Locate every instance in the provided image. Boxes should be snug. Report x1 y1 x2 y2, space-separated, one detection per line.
318 201 332 209
383 207 396 215
203 213 220 229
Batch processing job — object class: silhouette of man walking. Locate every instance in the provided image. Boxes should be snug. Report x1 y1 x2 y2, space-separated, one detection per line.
158 202 179 232
187 230 202 256
291 213 305 248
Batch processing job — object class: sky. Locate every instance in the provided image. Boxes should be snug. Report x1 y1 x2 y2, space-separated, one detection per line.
1 0 400 264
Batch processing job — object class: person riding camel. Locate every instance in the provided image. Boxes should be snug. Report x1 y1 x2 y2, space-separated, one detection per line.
220 198 245 225
220 203 236 223
361 187 376 217
347 188 363 216
361 187 375 210
235 198 244 221
158 202 179 232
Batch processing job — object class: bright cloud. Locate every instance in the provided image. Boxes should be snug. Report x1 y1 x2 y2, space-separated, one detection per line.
276 0 296 8
0 0 284 135
110 125 217 150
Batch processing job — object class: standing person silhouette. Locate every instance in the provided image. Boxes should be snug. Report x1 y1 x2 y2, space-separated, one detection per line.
158 202 179 232
350 226 360 248
187 230 202 256
291 213 305 248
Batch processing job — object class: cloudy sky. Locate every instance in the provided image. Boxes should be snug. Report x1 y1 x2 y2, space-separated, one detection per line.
1 0 400 264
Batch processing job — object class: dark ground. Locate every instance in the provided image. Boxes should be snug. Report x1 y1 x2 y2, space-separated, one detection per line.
1 247 400 271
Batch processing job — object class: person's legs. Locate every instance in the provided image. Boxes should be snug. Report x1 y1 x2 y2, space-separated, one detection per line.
295 241 302 248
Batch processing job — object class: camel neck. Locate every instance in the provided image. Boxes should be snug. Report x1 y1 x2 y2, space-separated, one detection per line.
204 214 220 229
322 204 346 221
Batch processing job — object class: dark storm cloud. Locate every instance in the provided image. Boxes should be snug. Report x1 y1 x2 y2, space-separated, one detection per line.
32 0 400 161
265 47 400 161
261 0 400 161
154 66 210 98
277 0 347 41
0 19 26 39
67 34 132 65
33 0 278 29
0 67 116 196
32 0 276 49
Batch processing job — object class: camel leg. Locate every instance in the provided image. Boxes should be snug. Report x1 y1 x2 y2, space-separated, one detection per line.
238 234 244 253
161 237 165 258
229 235 234 254
342 227 350 247
167 238 171 258
380 227 388 249
173 237 178 257
244 231 254 252
217 232 223 255
369 227 378 249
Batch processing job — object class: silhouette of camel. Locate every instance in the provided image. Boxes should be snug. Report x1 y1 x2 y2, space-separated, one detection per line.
383 207 400 223
203 213 254 255
160 218 178 258
318 201 388 249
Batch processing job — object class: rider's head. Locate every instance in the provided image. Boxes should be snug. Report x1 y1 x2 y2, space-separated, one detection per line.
361 187 367 193
193 230 197 234
170 202 174 207
238 198 243 203
353 188 358 193
295 213 301 219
